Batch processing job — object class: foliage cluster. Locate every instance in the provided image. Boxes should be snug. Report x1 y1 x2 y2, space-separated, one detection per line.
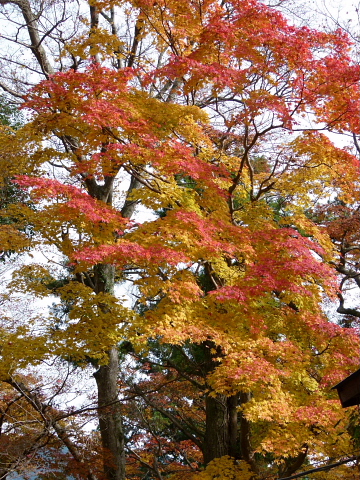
0 1 359 480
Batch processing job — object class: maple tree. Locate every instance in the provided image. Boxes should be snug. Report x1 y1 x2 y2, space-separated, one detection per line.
0 1 359 479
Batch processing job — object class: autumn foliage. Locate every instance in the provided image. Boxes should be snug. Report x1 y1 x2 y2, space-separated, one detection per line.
0 0 359 479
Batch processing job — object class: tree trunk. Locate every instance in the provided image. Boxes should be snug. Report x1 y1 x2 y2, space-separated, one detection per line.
239 392 257 473
203 393 239 464
94 346 125 480
88 165 138 480
92 261 125 480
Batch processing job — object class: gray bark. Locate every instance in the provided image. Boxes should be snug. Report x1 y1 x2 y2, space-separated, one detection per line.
90 170 138 480
91 204 126 480
94 347 125 480
0 0 54 77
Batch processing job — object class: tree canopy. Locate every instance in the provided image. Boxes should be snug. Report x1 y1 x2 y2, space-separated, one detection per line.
0 1 359 479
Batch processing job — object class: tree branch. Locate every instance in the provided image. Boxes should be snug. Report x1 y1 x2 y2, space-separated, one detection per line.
336 292 360 318
278 455 359 479
1 0 54 77
4 378 98 480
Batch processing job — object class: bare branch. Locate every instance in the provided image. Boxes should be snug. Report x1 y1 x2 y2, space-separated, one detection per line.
279 455 359 479
1 0 54 77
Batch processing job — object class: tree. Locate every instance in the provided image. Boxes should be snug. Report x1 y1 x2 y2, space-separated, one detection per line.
0 364 102 480
0 1 359 479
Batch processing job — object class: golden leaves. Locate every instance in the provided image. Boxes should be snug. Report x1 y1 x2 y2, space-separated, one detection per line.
193 456 253 480
48 282 135 362
9 265 55 297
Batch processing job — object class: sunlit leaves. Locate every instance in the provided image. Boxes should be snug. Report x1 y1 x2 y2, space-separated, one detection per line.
1 0 360 478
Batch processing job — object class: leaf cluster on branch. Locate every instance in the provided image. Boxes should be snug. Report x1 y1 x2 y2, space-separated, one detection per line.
0 1 359 479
